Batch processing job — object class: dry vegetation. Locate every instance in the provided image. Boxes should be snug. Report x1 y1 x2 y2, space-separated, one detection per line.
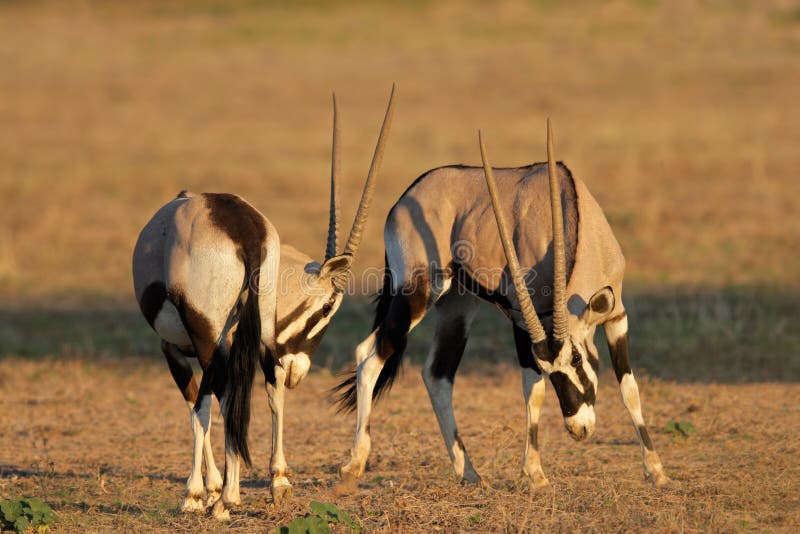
2 358 798 532
1 0 799 532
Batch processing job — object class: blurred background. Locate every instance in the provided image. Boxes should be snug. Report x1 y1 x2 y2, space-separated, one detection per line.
0 0 798 379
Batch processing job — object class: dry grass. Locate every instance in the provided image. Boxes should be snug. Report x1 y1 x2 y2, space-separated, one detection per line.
0 0 799 303
1 358 798 532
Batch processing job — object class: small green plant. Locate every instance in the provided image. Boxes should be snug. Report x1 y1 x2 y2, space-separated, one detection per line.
276 501 362 534
664 420 696 438
0 498 57 533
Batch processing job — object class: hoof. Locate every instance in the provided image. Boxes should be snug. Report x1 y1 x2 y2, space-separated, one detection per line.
649 471 672 488
460 471 484 487
271 482 293 506
204 489 221 509
528 473 550 490
335 469 360 495
210 499 231 521
179 494 205 513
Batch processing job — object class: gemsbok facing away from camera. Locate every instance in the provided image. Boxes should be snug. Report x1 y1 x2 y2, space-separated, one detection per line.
334 120 669 490
132 87 395 519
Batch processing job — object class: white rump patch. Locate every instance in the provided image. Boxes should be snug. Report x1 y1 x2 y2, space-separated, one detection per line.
154 301 191 347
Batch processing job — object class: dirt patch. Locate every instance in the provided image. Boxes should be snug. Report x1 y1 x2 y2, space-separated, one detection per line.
1 358 797 532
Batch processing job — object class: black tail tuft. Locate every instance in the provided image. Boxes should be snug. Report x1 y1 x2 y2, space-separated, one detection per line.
224 284 261 467
330 258 405 413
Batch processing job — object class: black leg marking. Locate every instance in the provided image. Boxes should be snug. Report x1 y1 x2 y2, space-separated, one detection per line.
454 431 466 452
606 314 632 382
430 316 468 382
512 324 541 372
162 341 198 403
638 425 654 450
528 426 539 451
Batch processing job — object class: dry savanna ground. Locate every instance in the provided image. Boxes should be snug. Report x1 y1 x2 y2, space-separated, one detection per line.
1 0 799 532
2 358 799 532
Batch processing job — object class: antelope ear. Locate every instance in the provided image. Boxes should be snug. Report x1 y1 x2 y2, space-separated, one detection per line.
318 253 353 280
581 286 615 325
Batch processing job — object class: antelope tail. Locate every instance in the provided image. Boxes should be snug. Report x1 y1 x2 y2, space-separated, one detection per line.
224 263 263 467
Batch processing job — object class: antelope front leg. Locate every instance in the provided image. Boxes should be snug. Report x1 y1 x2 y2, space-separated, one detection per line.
520 368 549 488
605 313 670 487
339 332 382 490
266 365 292 505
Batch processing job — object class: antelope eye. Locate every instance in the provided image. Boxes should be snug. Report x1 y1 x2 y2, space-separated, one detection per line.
322 303 333 317
571 350 582 366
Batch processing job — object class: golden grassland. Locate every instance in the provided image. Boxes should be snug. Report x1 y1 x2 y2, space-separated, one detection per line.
0 0 798 303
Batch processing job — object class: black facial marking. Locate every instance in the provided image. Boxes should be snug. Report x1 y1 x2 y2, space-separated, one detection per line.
430 316 468 382
280 306 329 358
571 347 582 367
139 281 166 328
585 344 600 373
638 425 654 450
549 365 595 417
276 302 310 333
548 372 583 417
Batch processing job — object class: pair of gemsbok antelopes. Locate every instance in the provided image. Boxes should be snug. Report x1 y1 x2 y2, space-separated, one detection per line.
132 86 670 520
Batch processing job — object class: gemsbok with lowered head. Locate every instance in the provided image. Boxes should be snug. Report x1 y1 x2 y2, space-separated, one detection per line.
132 86 395 519
334 120 669 490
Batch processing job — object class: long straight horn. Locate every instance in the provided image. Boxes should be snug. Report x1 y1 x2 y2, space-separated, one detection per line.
479 131 547 344
325 92 342 261
342 84 397 258
547 119 569 341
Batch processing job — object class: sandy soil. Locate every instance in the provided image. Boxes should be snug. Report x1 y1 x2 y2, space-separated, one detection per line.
1 358 798 532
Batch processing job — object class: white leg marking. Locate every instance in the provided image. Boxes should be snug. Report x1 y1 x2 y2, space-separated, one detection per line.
212 395 241 521
267 366 292 505
340 332 383 486
180 398 208 513
604 313 628 344
620 372 670 486
200 397 223 508
521 368 549 488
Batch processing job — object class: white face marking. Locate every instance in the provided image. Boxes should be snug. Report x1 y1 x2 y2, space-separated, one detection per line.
279 353 311 388
154 301 191 347
563 403 596 441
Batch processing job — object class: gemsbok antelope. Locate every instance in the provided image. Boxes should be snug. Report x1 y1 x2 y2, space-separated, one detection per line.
334 120 669 490
132 87 395 519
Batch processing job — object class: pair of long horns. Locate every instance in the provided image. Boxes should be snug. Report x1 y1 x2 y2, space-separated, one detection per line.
325 85 397 263
479 119 569 346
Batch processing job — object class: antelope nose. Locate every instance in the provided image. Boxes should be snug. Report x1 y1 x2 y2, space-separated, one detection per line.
564 404 596 442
